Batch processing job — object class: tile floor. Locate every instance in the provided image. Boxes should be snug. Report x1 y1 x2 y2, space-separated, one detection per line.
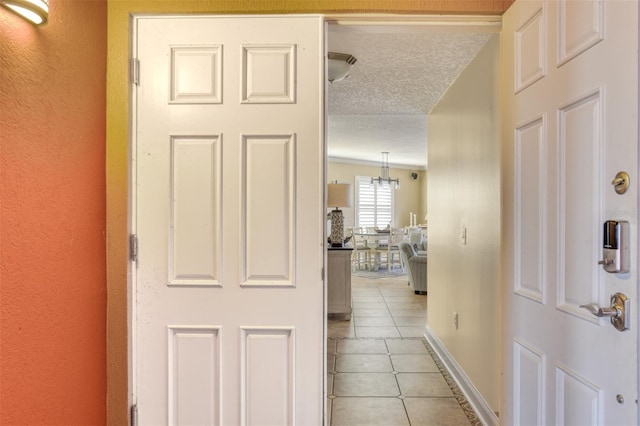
327 273 474 426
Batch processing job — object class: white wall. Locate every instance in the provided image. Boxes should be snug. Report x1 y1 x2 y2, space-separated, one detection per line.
327 162 426 229
427 35 500 410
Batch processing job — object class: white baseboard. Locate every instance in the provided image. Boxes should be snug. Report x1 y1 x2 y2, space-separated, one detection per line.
424 325 499 426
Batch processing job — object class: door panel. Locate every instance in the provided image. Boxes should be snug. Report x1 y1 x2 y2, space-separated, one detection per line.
558 90 602 316
242 134 295 286
170 135 221 286
133 16 324 425
502 0 638 424
514 116 546 304
168 326 221 425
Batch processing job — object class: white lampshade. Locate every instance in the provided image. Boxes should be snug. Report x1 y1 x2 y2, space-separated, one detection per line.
328 183 352 209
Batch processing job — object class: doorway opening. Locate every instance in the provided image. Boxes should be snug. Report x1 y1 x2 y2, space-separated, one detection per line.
324 16 501 425
127 13 504 426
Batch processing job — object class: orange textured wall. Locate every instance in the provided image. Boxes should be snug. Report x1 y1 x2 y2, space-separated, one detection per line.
0 0 107 424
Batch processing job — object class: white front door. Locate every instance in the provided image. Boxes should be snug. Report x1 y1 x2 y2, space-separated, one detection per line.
502 0 637 424
132 15 324 425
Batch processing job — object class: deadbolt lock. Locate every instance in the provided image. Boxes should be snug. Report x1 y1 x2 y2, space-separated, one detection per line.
611 171 630 195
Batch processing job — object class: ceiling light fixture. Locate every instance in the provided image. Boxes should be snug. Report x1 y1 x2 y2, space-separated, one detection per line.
327 52 357 83
371 152 400 190
1 0 48 25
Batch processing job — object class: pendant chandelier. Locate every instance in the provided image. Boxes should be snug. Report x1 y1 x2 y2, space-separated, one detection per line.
371 152 400 189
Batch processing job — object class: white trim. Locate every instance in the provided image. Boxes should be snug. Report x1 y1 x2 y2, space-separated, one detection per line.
328 156 427 170
425 325 499 426
325 14 502 34
129 14 139 410
128 11 502 420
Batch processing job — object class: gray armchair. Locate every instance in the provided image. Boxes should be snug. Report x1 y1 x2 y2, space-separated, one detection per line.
398 242 427 294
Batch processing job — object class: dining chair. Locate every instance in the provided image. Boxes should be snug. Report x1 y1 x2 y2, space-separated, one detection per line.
350 227 371 271
373 227 404 271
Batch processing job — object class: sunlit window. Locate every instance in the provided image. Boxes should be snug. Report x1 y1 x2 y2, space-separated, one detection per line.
355 176 393 228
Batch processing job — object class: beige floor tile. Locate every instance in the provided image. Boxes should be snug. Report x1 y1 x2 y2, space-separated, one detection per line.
326 273 476 426
352 281 381 288
384 296 426 304
354 316 396 326
385 339 428 354
337 339 388 354
327 354 336 373
356 326 401 338
380 288 413 297
378 284 409 290
350 279 380 286
352 284 379 289
386 302 425 310
398 326 426 338
353 308 391 317
327 339 337 355
333 372 400 396
328 321 355 338
327 373 334 395
391 354 439 372
396 373 453 397
390 308 427 318
335 354 393 372
352 296 385 303
393 317 427 326
329 329 356 338
404 397 471 425
352 301 388 309
331 397 409 426
352 289 383 297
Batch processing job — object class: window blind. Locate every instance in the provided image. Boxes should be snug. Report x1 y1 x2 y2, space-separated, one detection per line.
355 176 393 228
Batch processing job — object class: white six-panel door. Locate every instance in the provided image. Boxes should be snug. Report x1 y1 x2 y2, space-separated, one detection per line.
132 15 324 425
502 1 638 424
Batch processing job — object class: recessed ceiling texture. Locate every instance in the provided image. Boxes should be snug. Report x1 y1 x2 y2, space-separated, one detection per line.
327 23 493 169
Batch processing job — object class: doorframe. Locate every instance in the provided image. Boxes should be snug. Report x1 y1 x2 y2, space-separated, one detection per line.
322 14 502 425
323 12 640 425
126 12 504 422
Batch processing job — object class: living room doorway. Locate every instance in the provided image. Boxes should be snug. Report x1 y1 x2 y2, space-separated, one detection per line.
324 16 501 425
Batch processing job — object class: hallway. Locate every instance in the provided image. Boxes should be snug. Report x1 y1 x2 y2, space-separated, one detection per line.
327 275 479 425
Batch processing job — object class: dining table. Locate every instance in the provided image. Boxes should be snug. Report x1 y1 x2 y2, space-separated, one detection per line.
353 230 392 244
354 229 427 256
353 229 406 271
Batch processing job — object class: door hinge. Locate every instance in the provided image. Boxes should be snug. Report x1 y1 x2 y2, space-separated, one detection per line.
129 234 138 262
321 266 324 279
130 404 138 426
130 58 140 86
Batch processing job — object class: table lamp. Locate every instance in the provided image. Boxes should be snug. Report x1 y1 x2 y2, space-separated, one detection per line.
328 182 353 247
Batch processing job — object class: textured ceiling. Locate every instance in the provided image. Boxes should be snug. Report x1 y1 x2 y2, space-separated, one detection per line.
327 25 493 169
